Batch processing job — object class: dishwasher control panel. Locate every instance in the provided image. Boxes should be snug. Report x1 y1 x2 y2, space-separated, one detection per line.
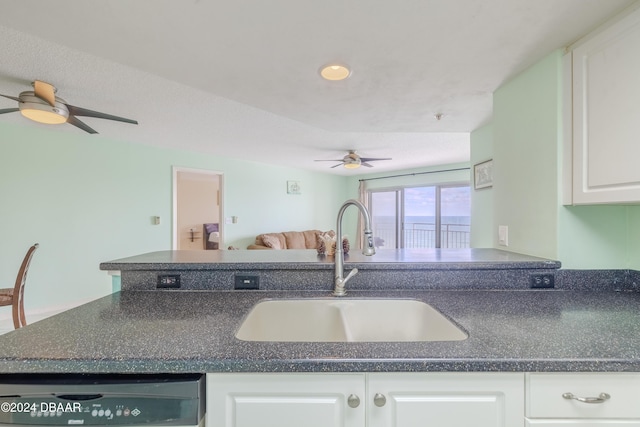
0 374 205 427
1 396 197 425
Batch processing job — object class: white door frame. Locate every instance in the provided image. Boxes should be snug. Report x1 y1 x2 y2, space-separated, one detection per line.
172 166 224 250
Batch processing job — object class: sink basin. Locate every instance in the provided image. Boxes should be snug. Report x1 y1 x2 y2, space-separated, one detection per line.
235 298 467 342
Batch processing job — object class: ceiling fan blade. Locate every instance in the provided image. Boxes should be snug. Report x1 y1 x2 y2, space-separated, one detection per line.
33 80 56 107
359 157 392 162
67 115 98 134
0 94 20 102
66 104 138 125
0 108 19 114
361 162 374 168
330 163 344 168
314 159 345 162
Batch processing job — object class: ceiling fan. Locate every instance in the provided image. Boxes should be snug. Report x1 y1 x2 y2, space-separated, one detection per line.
315 150 392 169
0 80 138 134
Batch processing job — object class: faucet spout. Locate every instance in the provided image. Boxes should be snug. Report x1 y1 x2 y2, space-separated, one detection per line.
333 199 375 296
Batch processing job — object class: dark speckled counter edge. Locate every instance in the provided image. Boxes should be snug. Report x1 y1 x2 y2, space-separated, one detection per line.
0 359 638 374
99 248 562 272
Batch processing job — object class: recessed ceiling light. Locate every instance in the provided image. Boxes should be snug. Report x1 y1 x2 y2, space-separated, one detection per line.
320 64 351 81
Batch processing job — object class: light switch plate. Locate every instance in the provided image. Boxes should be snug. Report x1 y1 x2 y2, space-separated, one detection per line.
498 225 509 246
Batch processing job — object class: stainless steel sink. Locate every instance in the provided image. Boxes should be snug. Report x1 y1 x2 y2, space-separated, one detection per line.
235 298 467 342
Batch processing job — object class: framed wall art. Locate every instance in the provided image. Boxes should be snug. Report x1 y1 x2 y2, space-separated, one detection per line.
474 159 493 190
287 180 301 195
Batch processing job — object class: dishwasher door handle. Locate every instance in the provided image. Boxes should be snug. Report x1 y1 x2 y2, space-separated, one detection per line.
55 394 104 401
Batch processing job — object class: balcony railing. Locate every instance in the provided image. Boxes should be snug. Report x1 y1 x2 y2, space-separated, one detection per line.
373 222 470 249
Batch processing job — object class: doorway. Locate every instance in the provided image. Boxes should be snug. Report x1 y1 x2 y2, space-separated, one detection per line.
172 167 224 250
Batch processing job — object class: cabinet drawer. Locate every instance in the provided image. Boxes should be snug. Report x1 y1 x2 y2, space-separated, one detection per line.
527 373 640 419
527 421 640 426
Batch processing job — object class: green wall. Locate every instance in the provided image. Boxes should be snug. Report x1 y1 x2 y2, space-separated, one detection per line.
469 124 493 248
492 51 561 260
487 49 640 269
627 206 640 269
0 122 348 313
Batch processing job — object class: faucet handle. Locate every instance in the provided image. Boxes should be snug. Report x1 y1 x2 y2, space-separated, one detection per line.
334 268 358 296
343 268 358 284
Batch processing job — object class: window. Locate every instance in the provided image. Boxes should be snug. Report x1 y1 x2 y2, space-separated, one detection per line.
368 184 470 249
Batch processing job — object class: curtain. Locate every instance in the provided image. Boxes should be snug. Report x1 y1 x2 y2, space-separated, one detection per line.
356 180 368 249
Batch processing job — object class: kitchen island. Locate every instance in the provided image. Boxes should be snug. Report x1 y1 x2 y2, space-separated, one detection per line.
4 248 640 426
0 248 638 373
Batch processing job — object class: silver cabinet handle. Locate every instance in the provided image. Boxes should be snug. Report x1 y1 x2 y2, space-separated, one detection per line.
347 394 360 408
562 392 611 404
373 393 387 407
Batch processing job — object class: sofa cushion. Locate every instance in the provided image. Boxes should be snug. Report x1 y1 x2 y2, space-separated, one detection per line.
283 231 306 249
261 234 283 249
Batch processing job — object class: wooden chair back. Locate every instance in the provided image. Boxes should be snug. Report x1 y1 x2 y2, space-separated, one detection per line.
0 243 39 329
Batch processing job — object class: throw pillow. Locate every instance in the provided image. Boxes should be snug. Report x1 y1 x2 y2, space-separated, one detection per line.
317 231 349 255
261 234 282 250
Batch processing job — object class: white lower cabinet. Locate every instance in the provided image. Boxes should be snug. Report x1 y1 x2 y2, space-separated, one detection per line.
207 372 524 427
526 373 640 426
368 372 524 427
207 373 365 427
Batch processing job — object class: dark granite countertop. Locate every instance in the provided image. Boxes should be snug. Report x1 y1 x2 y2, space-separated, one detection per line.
1 288 639 374
100 248 561 271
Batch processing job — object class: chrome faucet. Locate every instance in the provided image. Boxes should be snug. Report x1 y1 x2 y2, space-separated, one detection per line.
333 199 375 296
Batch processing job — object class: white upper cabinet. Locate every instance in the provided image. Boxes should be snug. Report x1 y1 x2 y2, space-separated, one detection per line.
565 4 640 205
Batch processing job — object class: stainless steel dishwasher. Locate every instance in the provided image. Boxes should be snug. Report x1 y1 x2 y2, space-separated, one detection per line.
0 374 204 427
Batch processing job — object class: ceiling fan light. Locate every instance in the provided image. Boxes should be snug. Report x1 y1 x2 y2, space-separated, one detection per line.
20 108 68 124
343 162 361 169
18 92 69 125
320 64 351 81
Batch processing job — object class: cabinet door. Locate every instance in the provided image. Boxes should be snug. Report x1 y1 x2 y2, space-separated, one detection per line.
368 372 524 427
571 5 640 204
206 373 365 427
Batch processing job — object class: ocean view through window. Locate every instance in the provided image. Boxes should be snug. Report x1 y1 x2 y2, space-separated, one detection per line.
369 185 470 249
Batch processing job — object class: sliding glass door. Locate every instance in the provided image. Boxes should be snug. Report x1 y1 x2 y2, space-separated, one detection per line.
369 185 470 249
440 186 471 248
369 191 399 249
403 187 436 248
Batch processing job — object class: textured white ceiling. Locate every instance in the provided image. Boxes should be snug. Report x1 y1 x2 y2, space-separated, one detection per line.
0 0 635 175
